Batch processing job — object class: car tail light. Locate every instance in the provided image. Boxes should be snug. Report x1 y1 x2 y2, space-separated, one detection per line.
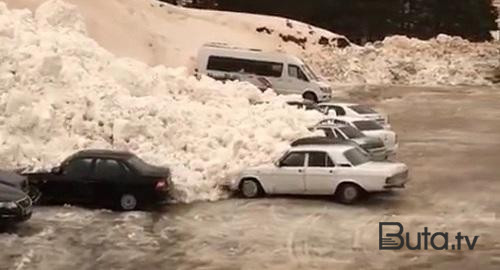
155 179 168 191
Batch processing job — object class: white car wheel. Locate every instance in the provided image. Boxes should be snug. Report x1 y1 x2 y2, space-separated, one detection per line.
337 184 362 204
120 194 138 210
240 180 261 198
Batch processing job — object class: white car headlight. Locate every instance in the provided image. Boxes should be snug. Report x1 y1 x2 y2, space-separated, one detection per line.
0 201 18 209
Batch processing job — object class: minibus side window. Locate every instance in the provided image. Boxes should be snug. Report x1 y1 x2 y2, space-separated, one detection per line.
207 56 283 77
288 65 309 82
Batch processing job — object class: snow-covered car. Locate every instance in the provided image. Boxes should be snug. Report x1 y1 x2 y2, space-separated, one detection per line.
231 144 409 204
313 124 388 160
319 117 398 154
318 102 391 129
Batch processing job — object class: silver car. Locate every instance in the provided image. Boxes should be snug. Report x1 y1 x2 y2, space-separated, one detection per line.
313 124 388 160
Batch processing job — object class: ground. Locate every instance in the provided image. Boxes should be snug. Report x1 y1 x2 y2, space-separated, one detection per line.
1 85 499 270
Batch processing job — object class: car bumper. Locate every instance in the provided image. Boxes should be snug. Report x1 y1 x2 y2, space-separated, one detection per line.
386 143 399 154
0 210 32 224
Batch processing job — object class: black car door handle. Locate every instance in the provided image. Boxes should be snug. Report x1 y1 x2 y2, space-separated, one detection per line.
298 169 303 173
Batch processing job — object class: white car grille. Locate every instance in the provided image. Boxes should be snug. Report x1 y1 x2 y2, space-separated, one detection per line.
386 170 409 184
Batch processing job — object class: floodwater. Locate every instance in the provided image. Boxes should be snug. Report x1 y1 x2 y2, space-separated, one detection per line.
1 85 500 270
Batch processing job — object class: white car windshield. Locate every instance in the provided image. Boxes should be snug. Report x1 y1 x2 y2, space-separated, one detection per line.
353 120 384 131
338 126 364 139
349 105 377 114
344 148 370 166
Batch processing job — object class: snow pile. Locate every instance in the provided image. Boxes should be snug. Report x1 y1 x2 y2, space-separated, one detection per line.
306 35 500 86
0 1 322 202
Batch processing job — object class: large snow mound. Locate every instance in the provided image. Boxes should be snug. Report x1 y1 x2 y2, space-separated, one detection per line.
305 35 500 86
0 1 322 202
5 0 498 86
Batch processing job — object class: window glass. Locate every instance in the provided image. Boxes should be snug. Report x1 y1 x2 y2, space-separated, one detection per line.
288 65 309 81
334 129 345 139
339 126 364 139
349 105 377 114
308 152 327 167
65 158 93 178
302 63 319 81
280 152 305 167
333 106 346 116
353 120 384 131
344 148 370 166
207 56 283 77
326 155 335 167
319 127 335 138
94 159 124 179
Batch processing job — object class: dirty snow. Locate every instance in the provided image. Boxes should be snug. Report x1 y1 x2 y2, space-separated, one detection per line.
305 35 500 86
0 0 322 202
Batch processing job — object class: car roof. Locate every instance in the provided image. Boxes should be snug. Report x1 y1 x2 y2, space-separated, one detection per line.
290 144 354 152
315 123 350 129
318 102 356 107
72 149 136 160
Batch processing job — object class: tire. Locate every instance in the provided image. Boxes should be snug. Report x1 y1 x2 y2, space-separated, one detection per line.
336 183 363 204
239 179 263 198
303 92 318 103
118 193 138 211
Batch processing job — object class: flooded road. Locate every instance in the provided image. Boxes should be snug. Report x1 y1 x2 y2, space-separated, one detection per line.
2 85 500 270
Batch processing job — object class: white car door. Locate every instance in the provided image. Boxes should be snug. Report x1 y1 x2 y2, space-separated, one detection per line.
304 152 338 195
268 151 306 194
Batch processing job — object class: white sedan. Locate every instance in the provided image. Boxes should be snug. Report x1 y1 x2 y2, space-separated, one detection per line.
318 102 391 129
231 144 409 204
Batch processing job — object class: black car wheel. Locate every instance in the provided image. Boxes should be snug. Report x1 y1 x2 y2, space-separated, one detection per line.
119 193 138 211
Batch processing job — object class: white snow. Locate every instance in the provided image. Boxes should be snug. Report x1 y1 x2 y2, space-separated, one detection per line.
0 0 322 202
305 35 500 86
4 0 498 86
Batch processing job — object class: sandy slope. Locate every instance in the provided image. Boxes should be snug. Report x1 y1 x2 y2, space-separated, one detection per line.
3 0 342 70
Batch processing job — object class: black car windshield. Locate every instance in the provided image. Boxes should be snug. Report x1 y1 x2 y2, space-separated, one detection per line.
338 126 364 139
344 148 370 166
349 105 377 114
353 120 384 131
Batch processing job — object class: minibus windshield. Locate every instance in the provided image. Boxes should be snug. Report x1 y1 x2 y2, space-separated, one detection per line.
302 63 320 81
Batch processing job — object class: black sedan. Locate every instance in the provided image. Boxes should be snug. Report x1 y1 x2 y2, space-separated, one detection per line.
0 183 32 225
24 150 172 211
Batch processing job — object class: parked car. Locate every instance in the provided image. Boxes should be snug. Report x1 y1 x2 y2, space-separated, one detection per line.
318 102 391 129
0 170 40 203
319 117 398 154
196 43 332 102
24 149 172 211
0 183 32 225
312 124 388 160
230 144 409 204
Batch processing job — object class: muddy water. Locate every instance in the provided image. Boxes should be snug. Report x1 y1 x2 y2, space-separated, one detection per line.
1 86 500 270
